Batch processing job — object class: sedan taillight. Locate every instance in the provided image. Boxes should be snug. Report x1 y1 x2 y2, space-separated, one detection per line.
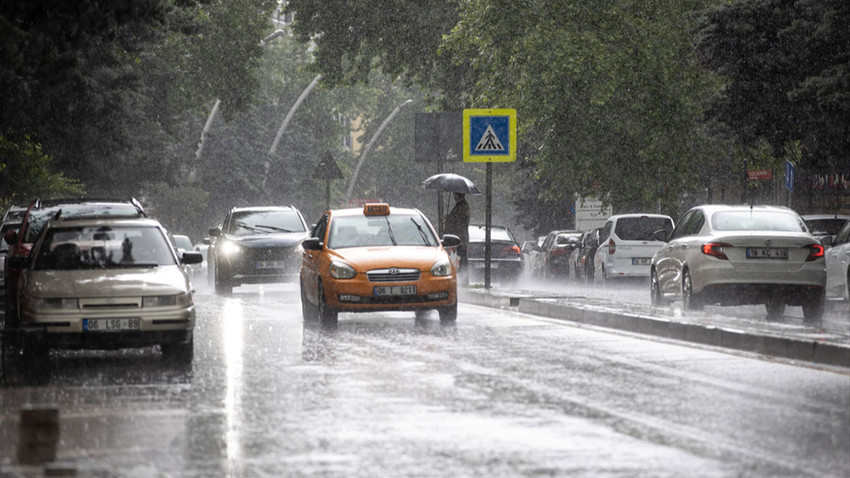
503 245 521 254
608 239 616 255
702 242 730 260
550 247 569 256
805 244 824 262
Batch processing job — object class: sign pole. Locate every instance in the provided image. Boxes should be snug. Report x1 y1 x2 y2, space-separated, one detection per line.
484 163 493 289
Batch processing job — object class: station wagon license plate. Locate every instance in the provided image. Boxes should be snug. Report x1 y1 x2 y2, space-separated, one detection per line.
631 257 651 265
256 261 285 269
83 318 140 332
746 248 788 259
374 286 417 296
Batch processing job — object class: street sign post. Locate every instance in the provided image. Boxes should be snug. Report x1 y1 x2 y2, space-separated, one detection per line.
785 160 795 192
463 109 517 289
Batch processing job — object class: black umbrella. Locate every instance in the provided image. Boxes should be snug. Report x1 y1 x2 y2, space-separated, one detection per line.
421 173 483 195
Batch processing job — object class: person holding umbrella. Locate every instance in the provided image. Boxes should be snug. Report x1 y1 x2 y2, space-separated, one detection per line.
444 192 470 285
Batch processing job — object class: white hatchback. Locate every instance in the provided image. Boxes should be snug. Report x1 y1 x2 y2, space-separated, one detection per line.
650 205 826 323
594 213 674 280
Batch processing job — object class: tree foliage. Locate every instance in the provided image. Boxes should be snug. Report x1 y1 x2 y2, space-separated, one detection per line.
694 0 849 171
0 133 84 211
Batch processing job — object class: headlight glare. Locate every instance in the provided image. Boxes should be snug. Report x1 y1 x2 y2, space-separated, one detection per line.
221 240 241 256
329 261 356 279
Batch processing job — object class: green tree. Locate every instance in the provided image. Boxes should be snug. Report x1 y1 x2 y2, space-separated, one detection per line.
0 133 85 211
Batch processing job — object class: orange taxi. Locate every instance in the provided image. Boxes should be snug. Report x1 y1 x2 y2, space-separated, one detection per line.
300 204 460 326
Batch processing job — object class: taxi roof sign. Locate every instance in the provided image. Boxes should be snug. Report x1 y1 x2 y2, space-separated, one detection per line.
363 203 390 216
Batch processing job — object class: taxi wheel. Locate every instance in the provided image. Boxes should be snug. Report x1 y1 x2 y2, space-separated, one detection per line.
317 281 338 327
438 303 457 323
300 280 317 321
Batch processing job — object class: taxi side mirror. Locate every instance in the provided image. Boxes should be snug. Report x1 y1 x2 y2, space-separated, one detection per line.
441 234 461 248
302 238 323 251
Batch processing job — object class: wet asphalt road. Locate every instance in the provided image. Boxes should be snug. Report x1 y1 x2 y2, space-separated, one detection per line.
1 281 849 478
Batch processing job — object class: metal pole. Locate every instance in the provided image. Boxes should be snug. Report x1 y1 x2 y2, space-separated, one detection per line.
345 99 413 203
484 162 492 289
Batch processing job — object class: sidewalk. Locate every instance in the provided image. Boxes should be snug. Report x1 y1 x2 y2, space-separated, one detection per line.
459 287 850 369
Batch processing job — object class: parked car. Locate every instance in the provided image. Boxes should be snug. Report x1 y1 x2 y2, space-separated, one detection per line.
300 203 459 326
523 235 545 276
467 224 524 285
10 216 202 362
824 220 850 304
533 230 582 278
594 213 674 281
208 205 310 294
650 205 826 323
802 214 850 245
572 228 601 281
3 198 147 327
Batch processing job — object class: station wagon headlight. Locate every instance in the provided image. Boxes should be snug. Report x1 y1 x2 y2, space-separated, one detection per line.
38 298 79 310
144 293 193 308
329 261 356 279
431 259 452 277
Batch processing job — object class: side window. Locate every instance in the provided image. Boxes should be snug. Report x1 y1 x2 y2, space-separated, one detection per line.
835 223 850 245
686 211 705 236
670 211 695 240
599 222 612 242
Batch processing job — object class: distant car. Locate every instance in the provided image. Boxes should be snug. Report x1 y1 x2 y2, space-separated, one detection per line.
524 235 545 275
802 214 850 244
3 198 148 327
572 228 601 281
208 205 310 294
650 205 826 323
300 203 459 326
10 216 202 362
467 224 524 286
594 213 674 281
825 220 850 304
534 230 582 278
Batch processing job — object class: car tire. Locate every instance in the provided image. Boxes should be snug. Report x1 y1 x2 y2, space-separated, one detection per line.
765 298 785 320
214 265 232 295
801 292 825 325
317 281 338 328
650 269 668 307
682 269 703 311
438 303 457 323
300 280 317 321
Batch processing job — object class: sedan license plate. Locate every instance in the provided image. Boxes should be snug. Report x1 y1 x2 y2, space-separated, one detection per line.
83 318 140 332
256 261 285 269
746 248 788 259
631 257 651 265
374 286 417 297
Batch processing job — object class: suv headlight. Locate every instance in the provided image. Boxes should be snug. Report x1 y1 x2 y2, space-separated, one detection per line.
220 240 241 256
329 261 356 279
431 259 452 277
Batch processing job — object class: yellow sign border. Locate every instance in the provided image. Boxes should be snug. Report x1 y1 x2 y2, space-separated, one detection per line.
463 108 517 163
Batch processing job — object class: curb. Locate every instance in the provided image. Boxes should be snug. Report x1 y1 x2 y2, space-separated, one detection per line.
460 290 850 368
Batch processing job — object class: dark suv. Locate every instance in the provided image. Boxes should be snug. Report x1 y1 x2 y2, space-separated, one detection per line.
208 206 309 294
3 198 147 327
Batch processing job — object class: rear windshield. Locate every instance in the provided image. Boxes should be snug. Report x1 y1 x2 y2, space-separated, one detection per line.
713 211 805 232
468 226 514 242
614 217 673 241
33 225 176 270
228 210 306 236
804 218 847 235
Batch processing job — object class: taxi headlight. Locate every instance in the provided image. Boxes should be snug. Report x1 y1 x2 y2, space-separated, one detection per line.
329 261 356 279
38 298 79 310
431 259 452 277
220 240 241 256
144 293 193 308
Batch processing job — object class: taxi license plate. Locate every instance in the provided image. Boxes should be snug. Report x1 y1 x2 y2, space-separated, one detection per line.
83 318 140 332
374 286 417 296
256 261 285 269
746 248 788 259
631 258 651 265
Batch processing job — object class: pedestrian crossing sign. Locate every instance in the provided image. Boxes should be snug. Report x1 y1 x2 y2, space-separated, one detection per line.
463 108 516 163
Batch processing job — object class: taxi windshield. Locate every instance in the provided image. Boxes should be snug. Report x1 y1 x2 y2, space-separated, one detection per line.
328 214 437 249
33 225 177 270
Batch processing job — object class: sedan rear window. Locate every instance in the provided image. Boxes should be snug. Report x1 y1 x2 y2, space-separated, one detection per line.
468 226 514 242
713 211 805 232
614 217 674 241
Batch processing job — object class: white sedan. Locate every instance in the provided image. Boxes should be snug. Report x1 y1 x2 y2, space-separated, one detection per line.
650 205 826 323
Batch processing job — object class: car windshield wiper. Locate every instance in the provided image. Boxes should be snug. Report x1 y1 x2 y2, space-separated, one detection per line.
410 218 432 246
235 222 260 233
383 217 398 246
254 224 294 233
